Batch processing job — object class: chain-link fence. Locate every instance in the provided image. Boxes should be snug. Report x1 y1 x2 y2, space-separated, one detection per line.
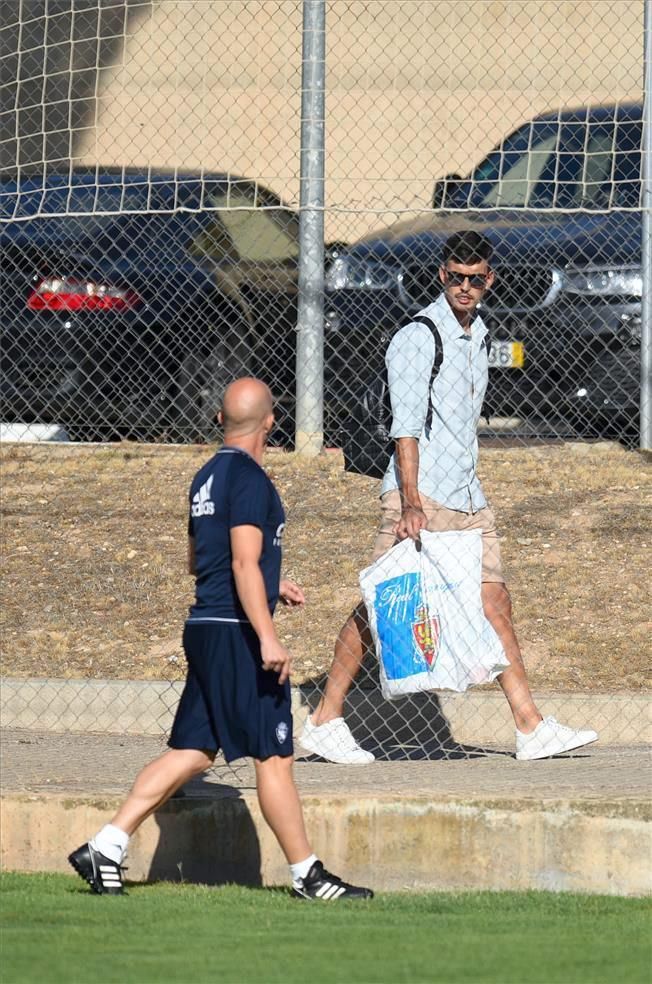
1 1 650 770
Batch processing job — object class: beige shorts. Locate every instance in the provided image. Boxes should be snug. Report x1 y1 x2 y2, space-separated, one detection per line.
372 490 505 583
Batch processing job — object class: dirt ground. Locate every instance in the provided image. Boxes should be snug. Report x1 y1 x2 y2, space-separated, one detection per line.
1 440 650 692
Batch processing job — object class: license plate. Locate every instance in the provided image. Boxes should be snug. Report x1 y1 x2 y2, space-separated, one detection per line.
488 340 524 369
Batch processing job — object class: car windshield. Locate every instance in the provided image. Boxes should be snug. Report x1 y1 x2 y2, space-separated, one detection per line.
192 190 299 263
459 116 640 210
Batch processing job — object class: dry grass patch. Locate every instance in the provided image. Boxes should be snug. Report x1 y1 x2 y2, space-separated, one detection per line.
1 440 649 691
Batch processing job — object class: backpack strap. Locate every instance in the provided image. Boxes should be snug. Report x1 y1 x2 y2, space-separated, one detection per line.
408 315 443 437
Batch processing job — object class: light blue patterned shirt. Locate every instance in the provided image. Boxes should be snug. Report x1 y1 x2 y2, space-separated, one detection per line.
381 292 490 512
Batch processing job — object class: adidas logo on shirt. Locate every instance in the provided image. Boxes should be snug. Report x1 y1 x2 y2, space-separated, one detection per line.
191 475 215 517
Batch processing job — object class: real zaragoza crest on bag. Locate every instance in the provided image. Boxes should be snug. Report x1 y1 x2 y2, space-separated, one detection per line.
412 604 440 669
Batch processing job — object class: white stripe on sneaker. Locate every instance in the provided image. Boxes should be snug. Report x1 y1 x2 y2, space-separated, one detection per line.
98 864 121 888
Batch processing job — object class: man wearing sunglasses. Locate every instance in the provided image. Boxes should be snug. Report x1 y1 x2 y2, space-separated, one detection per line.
301 230 597 764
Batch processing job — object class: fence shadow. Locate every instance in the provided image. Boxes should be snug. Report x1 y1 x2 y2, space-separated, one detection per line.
298 673 501 762
347 691 501 761
148 775 262 887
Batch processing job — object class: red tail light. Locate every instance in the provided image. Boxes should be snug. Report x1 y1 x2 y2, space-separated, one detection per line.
27 277 140 311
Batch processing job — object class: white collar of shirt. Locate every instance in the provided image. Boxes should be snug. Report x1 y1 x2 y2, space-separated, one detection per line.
425 292 488 342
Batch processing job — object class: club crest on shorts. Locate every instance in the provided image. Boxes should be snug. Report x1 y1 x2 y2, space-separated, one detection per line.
276 721 289 744
412 604 440 668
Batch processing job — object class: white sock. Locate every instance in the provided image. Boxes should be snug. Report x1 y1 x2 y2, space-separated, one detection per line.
90 824 130 865
290 854 318 887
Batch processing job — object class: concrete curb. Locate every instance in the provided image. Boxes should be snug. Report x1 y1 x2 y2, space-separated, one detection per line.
1 677 650 746
2 790 650 896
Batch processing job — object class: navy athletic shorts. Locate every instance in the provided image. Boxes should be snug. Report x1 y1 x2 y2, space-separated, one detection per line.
168 621 294 763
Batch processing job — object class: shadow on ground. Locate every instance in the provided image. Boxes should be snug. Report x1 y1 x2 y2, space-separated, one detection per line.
298 679 512 761
149 776 262 886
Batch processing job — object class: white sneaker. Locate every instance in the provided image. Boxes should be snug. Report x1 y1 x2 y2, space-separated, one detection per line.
300 716 375 765
516 716 598 761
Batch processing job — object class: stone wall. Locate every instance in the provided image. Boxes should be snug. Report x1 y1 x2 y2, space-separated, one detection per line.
14 1 645 242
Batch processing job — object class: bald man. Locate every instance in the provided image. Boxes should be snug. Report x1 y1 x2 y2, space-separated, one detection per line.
68 378 372 902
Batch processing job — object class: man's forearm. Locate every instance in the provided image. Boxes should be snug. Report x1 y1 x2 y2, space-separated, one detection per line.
395 437 421 508
232 559 277 642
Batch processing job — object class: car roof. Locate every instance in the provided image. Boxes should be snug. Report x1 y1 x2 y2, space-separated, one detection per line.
531 102 642 125
0 168 294 222
1 168 251 193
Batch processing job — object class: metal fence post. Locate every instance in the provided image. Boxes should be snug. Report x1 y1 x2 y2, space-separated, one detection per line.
642 0 652 450
295 0 326 456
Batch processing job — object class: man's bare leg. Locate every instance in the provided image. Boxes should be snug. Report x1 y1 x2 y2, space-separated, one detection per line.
68 747 216 891
254 755 312 863
111 747 216 835
482 581 542 734
254 754 373 899
311 603 372 726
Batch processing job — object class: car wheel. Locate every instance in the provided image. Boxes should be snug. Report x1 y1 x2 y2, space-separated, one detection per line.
174 327 252 443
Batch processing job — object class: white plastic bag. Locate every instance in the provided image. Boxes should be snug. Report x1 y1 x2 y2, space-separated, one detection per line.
359 529 509 700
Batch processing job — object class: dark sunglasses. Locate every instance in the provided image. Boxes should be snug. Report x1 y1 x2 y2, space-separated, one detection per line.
445 270 490 288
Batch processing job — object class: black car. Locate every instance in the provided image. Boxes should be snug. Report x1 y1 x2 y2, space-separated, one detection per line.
0 169 343 444
324 103 642 452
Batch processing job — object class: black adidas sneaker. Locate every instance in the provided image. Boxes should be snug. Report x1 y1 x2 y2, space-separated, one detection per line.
292 860 373 901
68 842 125 895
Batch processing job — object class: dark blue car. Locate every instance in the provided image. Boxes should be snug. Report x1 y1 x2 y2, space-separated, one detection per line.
1 170 307 442
325 103 642 450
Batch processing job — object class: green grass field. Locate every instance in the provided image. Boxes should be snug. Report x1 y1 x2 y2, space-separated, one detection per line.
1 873 650 984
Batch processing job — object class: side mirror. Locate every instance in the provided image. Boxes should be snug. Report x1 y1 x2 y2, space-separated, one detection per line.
432 173 463 210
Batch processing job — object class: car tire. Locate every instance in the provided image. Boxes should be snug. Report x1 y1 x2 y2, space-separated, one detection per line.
175 331 249 444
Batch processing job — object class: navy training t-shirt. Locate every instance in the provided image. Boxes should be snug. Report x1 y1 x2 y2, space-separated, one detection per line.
186 447 285 622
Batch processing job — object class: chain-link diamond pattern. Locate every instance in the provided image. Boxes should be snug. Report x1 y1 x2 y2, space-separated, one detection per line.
0 1 648 765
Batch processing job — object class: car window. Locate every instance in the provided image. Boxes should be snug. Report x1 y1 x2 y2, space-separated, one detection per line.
461 119 560 207
188 214 237 261
195 190 299 263
479 132 559 207
614 119 642 207
529 121 615 209
579 129 615 208
464 113 641 210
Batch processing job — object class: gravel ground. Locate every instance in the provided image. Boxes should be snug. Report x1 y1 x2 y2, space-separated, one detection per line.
1 440 650 691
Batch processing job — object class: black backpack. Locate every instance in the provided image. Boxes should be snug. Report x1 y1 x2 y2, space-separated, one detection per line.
342 315 444 479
